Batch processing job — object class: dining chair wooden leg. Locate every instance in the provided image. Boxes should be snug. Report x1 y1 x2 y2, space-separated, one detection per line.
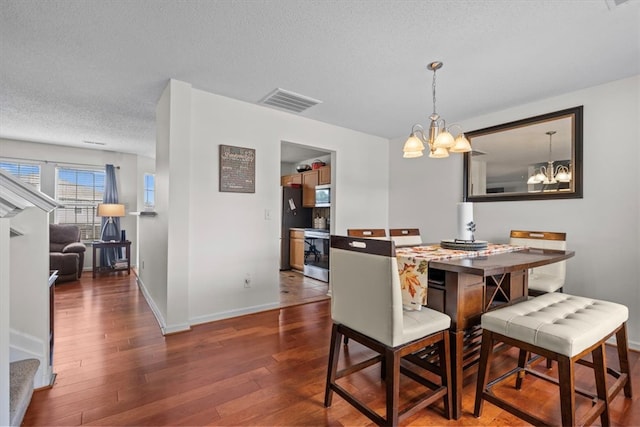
385 348 401 426
473 329 494 417
439 332 453 419
324 324 342 407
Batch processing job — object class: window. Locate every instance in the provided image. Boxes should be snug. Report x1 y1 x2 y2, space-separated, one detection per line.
144 173 155 209
0 161 41 190
55 167 105 240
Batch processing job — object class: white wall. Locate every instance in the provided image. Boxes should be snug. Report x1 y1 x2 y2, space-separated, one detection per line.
9 207 51 388
134 155 156 265
136 85 170 331
140 80 389 328
187 86 389 324
0 218 10 426
389 75 640 348
165 80 191 332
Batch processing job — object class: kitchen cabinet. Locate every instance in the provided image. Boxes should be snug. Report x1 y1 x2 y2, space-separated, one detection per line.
302 170 319 207
281 173 302 186
290 229 305 271
282 166 329 206
318 165 331 185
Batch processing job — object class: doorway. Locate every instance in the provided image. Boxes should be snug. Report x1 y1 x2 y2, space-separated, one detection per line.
280 141 334 306
279 270 329 307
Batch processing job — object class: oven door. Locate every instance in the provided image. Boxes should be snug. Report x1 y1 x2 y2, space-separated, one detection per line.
303 231 329 282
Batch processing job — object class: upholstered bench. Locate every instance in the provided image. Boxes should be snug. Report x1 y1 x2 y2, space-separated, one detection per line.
474 292 632 426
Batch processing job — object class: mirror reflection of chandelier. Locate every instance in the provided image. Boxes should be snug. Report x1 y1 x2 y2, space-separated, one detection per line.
526 131 571 185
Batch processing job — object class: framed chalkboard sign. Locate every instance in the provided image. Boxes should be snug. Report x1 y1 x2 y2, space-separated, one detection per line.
219 145 256 193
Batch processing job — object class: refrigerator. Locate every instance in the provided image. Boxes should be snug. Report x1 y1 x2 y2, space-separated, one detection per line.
280 186 312 270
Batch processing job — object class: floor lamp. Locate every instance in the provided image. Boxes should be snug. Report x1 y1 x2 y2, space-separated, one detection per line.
97 203 125 241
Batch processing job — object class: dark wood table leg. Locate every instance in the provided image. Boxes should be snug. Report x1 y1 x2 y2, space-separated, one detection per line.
450 330 464 419
126 243 131 275
92 244 97 278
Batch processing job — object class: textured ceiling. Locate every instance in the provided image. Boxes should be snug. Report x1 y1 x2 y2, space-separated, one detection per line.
1 0 639 159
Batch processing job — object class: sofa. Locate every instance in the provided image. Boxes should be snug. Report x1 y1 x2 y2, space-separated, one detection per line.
49 224 86 283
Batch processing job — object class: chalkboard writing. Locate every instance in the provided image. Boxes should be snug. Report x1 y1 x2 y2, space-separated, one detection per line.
219 145 255 193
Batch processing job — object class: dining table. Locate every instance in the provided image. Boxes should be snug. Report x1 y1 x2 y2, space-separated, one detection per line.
395 243 575 419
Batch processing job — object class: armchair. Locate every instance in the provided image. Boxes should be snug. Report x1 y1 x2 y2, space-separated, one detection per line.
49 224 86 282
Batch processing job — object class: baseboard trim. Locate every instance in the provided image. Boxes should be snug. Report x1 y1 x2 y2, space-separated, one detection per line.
135 276 167 331
135 277 191 336
189 302 280 326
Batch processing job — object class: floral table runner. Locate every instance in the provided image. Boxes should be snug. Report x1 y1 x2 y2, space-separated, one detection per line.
396 243 524 310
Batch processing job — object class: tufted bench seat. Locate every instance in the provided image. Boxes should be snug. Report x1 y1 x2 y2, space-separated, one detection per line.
474 292 632 426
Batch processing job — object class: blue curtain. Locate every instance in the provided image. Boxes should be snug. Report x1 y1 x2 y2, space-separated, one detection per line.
100 164 122 267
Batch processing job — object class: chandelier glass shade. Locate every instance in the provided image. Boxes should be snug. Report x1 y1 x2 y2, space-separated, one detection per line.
526 131 572 185
402 61 471 158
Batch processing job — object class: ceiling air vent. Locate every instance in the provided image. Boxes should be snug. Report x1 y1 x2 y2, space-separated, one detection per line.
605 0 631 9
83 140 106 146
259 88 322 113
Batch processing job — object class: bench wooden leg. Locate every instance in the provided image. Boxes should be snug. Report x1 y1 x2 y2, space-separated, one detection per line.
515 349 528 390
616 323 633 398
557 355 576 427
475 330 624 426
593 343 610 427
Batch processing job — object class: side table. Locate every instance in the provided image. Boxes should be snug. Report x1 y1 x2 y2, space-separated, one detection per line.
92 240 131 278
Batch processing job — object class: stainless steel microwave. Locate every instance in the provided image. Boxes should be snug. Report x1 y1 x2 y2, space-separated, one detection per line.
315 184 331 207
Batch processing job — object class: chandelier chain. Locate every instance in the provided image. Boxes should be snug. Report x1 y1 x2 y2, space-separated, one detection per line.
432 68 437 115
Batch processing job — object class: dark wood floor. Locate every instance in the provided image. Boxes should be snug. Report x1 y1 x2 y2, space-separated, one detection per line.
24 272 638 426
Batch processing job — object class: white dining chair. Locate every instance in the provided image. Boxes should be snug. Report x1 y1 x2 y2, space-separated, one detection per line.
389 228 422 246
510 230 567 297
325 235 452 425
346 228 387 239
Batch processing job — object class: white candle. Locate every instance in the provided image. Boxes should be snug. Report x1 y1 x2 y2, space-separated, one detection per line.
457 202 474 241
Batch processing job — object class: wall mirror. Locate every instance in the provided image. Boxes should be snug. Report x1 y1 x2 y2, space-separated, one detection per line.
463 106 583 202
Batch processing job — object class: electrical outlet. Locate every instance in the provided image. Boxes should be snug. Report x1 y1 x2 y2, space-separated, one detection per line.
264 209 271 220
142 260 145 269
244 273 251 288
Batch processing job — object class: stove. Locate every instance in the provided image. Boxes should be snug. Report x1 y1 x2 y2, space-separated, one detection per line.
303 228 329 282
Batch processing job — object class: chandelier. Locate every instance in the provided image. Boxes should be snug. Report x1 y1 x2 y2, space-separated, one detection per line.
403 61 471 158
526 131 571 185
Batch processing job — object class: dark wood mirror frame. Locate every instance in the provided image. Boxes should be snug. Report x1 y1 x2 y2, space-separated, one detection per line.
463 106 583 202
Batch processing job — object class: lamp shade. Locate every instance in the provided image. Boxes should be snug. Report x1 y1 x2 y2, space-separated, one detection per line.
449 135 472 153
429 146 449 158
527 175 540 185
433 130 455 149
97 203 125 217
403 134 425 157
403 150 424 159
